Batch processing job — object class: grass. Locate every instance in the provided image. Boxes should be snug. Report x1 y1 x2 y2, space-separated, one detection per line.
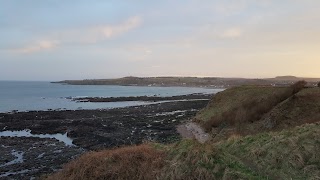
219 122 320 179
46 123 320 180
195 82 319 140
260 87 320 130
45 144 166 180
195 85 293 131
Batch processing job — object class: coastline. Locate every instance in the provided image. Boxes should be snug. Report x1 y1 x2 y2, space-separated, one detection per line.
53 76 320 88
0 97 209 179
72 93 213 103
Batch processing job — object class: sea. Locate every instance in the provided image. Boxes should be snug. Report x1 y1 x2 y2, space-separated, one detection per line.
0 81 223 113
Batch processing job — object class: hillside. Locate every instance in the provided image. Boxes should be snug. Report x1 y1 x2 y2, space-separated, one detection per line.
270 76 320 82
259 88 320 130
53 76 320 88
53 76 270 88
195 85 320 141
195 86 292 126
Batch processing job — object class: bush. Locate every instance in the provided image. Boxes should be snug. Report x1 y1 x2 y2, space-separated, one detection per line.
318 82 320 87
46 144 166 180
291 80 307 94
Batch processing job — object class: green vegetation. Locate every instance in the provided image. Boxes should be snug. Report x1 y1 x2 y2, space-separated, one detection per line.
54 76 320 88
47 123 320 180
195 82 319 141
218 122 320 179
195 86 292 126
54 76 271 87
260 87 320 130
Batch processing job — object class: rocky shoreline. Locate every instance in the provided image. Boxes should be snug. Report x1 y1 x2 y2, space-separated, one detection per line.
72 93 212 102
0 97 210 179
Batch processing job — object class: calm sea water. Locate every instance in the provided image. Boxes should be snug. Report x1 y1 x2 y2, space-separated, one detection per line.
0 81 222 113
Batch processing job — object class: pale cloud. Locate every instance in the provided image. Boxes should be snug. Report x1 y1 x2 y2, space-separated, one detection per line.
220 28 243 39
13 40 59 54
11 16 142 54
86 16 142 43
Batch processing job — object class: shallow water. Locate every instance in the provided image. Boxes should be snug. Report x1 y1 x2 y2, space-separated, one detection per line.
0 130 74 146
0 81 223 112
0 150 24 168
0 169 31 178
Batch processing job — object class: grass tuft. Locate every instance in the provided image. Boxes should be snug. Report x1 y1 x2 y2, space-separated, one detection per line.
46 144 166 180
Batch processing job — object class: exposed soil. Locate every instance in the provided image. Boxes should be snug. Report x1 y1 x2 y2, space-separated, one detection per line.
177 122 210 143
0 98 209 179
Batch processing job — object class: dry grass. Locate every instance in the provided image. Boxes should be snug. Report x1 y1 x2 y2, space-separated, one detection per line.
219 122 320 179
158 140 217 180
196 86 290 122
260 87 320 130
197 82 310 134
46 122 320 180
199 86 293 132
46 144 166 180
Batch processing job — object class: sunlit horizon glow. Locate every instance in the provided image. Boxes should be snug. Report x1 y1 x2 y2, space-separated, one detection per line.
1 0 320 81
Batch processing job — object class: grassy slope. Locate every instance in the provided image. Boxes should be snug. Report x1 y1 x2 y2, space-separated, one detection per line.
259 88 320 130
166 123 320 179
195 86 294 135
218 122 320 179
195 86 320 139
47 123 320 180
195 86 291 123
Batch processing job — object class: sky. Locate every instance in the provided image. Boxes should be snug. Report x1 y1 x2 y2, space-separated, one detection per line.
1 0 320 81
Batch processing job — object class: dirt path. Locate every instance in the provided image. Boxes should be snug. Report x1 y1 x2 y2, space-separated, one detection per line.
177 122 210 143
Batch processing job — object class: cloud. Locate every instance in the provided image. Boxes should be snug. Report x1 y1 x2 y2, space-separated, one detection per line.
11 16 142 54
220 28 243 39
13 40 59 54
86 16 142 43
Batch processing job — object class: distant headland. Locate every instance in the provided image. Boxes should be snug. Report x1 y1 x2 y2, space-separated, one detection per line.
52 76 320 88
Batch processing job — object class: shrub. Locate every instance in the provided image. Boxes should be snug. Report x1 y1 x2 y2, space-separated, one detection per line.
46 144 166 180
235 108 247 134
291 80 307 94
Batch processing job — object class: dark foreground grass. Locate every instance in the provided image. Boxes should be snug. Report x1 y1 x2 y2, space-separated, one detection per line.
219 122 320 179
45 144 166 180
